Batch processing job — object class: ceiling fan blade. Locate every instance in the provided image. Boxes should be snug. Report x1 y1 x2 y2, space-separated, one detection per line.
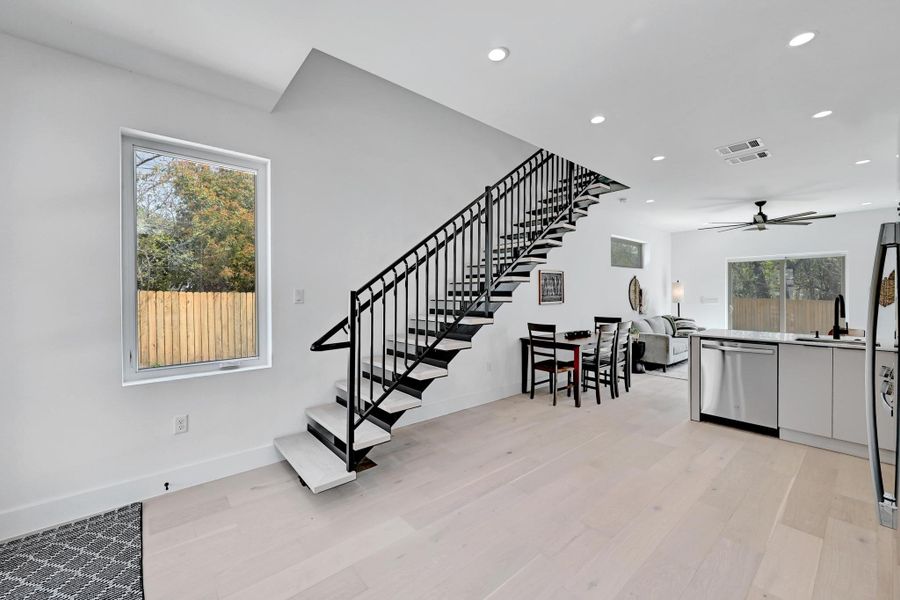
700 222 752 231
786 213 836 221
742 226 765 231
768 221 812 225
768 211 817 221
707 221 749 225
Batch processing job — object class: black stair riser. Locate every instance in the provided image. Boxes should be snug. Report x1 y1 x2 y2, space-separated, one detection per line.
512 215 586 228
428 307 495 317
385 347 458 370
500 231 568 241
363 370 432 397
334 396 399 430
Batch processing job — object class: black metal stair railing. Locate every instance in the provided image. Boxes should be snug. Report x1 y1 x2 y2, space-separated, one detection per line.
310 149 605 471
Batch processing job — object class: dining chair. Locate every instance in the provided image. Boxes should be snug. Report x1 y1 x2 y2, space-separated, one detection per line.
582 323 617 404
613 321 633 397
582 316 620 368
527 323 575 406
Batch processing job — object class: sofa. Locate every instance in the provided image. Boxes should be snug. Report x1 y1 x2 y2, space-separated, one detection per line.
631 315 692 371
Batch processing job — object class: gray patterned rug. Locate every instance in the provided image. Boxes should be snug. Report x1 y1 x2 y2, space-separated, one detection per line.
0 503 143 600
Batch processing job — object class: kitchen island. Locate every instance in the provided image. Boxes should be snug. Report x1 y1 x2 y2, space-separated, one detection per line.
689 329 897 461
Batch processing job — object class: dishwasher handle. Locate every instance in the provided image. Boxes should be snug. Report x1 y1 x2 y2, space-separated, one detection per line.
701 342 776 355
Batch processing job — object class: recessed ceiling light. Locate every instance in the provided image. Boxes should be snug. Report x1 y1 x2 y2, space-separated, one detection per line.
862 202 873 206
812 110 832 119
652 155 666 162
855 159 872 165
590 115 606 124
788 32 816 47
645 199 655 204
488 47 509 62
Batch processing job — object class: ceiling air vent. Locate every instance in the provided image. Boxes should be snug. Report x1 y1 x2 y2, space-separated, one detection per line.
726 150 771 165
716 138 765 156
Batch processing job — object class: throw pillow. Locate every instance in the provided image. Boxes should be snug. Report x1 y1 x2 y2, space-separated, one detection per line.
673 317 699 337
662 315 678 336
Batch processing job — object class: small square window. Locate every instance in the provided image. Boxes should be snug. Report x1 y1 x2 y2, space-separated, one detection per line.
611 236 644 269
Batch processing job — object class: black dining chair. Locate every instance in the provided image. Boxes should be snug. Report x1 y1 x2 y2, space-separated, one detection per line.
612 321 633 397
582 323 617 404
527 323 575 406
583 316 621 364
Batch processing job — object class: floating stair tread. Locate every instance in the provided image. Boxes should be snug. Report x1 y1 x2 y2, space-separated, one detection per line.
525 207 590 218
335 379 421 413
494 239 562 250
430 298 512 307
274 432 356 493
478 256 546 266
306 403 391 450
363 356 448 381
540 195 599 205
386 333 473 351
414 313 493 325
514 222 577 230
463 273 531 282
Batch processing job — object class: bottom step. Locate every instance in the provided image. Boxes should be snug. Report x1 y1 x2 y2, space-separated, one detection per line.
274 431 356 493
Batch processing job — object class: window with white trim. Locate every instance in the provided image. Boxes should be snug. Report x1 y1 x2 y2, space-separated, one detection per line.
121 131 270 384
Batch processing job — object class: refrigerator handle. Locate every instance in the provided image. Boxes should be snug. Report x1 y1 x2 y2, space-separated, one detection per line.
865 230 897 529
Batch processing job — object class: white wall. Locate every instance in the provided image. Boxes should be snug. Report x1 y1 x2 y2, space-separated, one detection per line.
671 208 896 332
0 33 670 539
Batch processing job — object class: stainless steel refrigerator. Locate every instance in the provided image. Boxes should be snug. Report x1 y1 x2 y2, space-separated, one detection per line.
865 222 900 594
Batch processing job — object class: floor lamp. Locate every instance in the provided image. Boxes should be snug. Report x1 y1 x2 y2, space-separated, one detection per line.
672 280 684 317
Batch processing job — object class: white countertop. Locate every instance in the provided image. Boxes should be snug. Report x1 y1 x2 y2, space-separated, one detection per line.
694 329 893 352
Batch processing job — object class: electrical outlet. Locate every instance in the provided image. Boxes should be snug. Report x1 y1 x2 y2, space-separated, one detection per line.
173 414 189 435
293 289 305 304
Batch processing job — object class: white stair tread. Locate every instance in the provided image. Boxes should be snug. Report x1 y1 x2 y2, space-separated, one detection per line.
335 379 421 413
463 274 531 282
306 403 391 450
274 432 356 493
363 356 449 381
386 333 473 350
494 239 562 250
430 298 511 306
525 208 589 219
411 314 493 325
477 256 546 266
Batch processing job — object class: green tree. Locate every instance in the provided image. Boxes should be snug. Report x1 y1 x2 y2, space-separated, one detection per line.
135 152 256 292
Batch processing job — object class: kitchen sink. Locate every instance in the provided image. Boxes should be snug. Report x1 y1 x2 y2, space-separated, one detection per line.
795 336 868 345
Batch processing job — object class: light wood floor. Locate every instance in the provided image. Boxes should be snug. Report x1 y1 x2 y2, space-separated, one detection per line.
143 375 899 599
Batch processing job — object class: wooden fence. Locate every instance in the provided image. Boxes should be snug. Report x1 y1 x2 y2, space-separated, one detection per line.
730 297 834 334
138 291 256 369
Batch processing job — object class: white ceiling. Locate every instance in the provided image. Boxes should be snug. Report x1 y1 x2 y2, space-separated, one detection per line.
3 0 899 232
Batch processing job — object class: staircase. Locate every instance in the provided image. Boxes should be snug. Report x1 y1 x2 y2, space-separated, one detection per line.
275 149 627 493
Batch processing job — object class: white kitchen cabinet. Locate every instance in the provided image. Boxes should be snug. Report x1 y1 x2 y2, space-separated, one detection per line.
778 344 833 437
833 348 897 451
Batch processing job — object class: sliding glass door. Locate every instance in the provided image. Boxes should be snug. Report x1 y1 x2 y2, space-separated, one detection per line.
728 255 845 334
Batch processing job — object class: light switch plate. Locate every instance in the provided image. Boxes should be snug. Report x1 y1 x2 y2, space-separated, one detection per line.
294 289 305 304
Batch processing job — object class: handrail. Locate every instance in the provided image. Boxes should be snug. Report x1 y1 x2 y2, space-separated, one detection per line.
311 148 550 352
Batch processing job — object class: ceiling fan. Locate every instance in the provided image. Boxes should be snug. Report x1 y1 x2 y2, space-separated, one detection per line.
699 200 836 232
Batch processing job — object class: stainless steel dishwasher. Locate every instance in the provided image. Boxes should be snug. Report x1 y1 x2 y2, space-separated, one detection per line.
700 340 778 432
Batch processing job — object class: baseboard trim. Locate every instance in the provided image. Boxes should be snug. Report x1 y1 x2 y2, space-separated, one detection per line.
779 428 897 465
397 383 523 427
0 443 281 542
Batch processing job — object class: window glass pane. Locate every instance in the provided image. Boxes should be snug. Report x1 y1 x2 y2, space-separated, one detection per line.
611 237 643 268
785 256 845 334
729 260 783 332
134 149 257 369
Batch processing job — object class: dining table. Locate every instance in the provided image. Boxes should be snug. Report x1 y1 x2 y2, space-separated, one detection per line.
519 331 598 408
